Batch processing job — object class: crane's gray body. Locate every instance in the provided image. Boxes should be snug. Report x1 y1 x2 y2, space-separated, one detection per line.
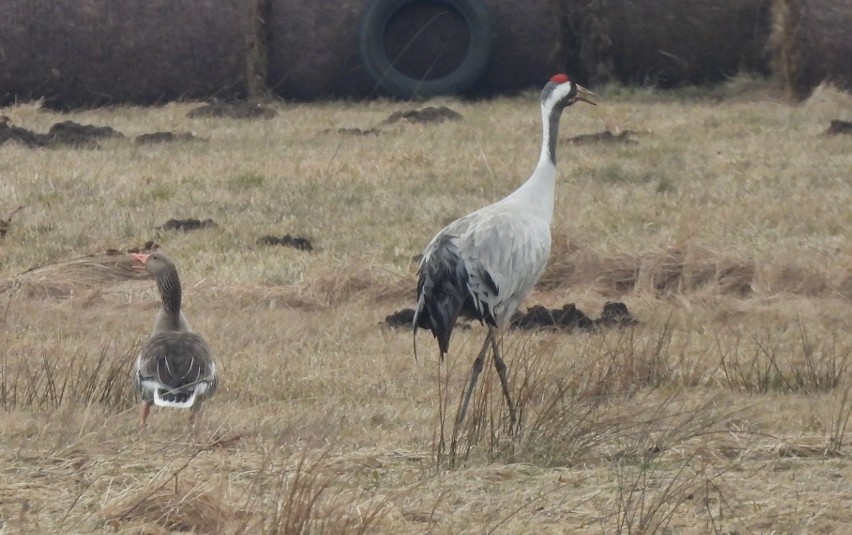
415 191 553 354
413 74 594 425
413 77 573 356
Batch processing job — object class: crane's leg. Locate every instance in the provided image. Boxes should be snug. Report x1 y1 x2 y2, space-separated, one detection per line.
490 329 517 428
457 330 493 425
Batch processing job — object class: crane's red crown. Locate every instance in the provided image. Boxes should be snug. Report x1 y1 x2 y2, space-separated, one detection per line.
550 74 569 84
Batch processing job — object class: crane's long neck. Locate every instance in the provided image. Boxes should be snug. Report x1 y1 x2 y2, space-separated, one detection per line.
505 100 563 224
154 267 183 331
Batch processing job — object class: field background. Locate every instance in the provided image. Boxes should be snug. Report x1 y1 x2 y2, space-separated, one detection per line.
1 78 851 533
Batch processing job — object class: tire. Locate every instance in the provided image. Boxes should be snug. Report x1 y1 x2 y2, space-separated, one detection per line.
358 0 493 99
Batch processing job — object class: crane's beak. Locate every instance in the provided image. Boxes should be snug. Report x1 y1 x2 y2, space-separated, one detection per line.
131 253 150 271
575 84 597 105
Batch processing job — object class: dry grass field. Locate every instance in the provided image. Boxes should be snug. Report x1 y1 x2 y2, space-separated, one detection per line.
1 76 851 533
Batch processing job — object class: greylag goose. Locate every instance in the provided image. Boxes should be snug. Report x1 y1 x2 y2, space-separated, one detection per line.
132 251 217 427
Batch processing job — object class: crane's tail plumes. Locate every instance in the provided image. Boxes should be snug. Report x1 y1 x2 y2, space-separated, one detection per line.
416 290 464 356
413 237 470 359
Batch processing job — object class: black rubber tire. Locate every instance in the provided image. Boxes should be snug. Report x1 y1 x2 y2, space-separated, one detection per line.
358 0 493 99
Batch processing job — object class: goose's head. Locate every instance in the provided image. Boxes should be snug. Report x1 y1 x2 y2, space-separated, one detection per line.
131 251 176 276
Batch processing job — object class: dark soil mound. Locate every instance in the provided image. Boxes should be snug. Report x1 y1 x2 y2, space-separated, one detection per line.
384 308 416 329
385 301 639 332
596 301 641 328
1 120 121 148
509 303 594 331
46 120 123 147
0 206 24 240
134 131 202 144
510 301 640 331
187 101 276 119
157 218 218 232
825 120 852 135
0 122 46 147
257 234 313 251
380 106 463 125
323 127 381 136
564 130 639 145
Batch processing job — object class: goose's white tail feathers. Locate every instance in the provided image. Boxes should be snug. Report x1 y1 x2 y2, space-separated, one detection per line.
153 393 197 409
140 379 211 409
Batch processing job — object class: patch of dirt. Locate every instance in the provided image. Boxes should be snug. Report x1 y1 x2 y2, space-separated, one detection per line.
0 121 46 147
323 127 381 136
596 301 641 327
257 234 313 251
324 106 461 137
1 119 210 149
186 100 277 119
134 131 203 144
510 301 639 331
46 120 123 147
0 120 123 148
157 218 218 232
824 119 852 135
0 205 24 240
380 106 463 125
564 130 639 145
509 303 594 330
384 308 416 328
384 301 638 332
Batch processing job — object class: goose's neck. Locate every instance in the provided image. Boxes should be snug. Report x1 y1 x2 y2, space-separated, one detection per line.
506 101 563 223
155 267 183 331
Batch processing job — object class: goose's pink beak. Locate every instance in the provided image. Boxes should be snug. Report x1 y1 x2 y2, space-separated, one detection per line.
131 253 150 271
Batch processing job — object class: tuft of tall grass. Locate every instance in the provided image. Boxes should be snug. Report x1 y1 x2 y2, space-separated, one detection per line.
235 448 391 535
605 455 736 535
0 340 137 411
716 322 849 393
435 322 736 469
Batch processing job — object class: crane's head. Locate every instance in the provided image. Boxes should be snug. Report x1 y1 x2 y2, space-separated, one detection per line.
541 74 596 111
